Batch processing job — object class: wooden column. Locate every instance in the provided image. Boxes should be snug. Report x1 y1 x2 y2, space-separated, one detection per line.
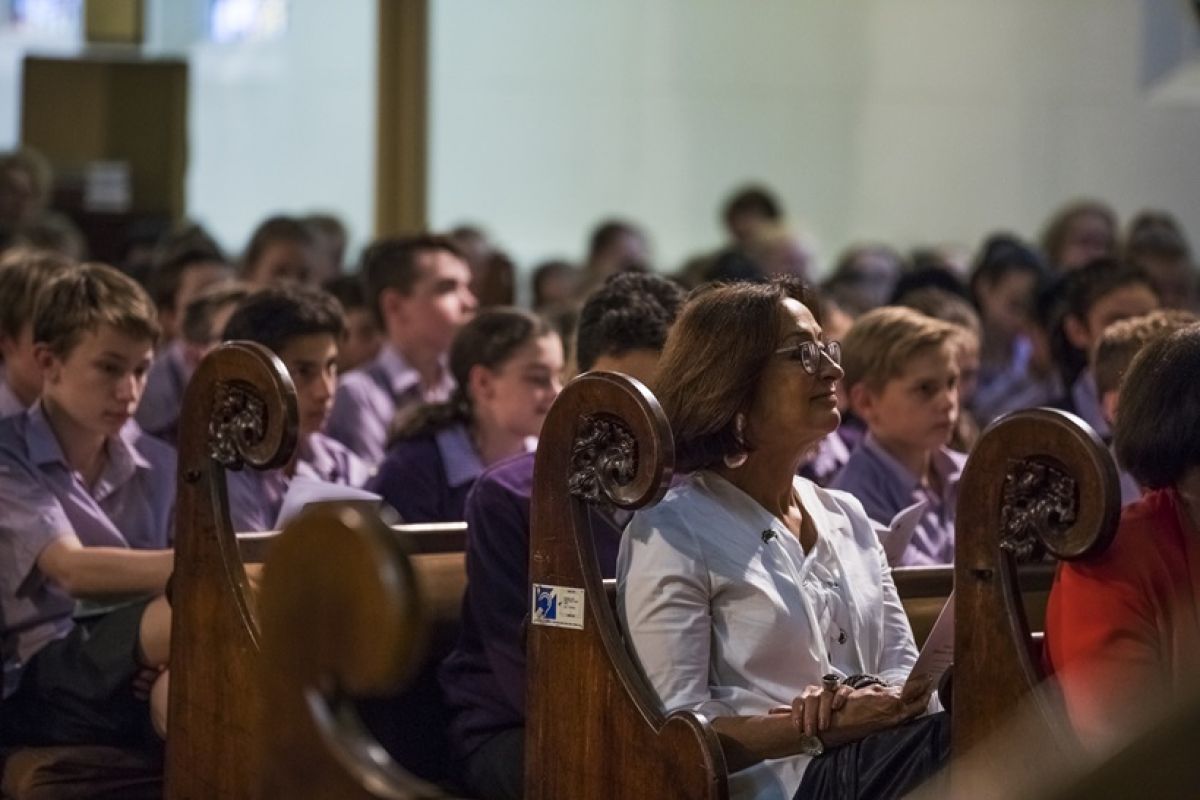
375 0 429 237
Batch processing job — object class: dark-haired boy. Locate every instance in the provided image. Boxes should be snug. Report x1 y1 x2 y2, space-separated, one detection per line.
0 247 75 417
222 285 371 531
0 263 175 748
326 235 477 464
438 271 684 800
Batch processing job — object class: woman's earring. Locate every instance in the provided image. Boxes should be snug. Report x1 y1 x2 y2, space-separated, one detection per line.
724 413 748 469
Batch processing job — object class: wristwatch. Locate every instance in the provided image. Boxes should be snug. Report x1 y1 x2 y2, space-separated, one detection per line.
799 733 825 758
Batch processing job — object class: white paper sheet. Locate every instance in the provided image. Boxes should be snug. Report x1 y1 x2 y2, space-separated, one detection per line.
273 475 384 529
879 499 929 565
904 589 955 695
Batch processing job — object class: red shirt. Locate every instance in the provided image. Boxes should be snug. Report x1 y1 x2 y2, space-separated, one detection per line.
1044 488 1200 751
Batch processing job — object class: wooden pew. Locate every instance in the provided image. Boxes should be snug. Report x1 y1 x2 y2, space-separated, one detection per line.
166 340 300 800
256 503 451 798
951 408 1120 790
165 341 470 799
525 371 729 799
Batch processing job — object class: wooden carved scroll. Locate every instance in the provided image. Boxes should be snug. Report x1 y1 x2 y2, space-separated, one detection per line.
526 371 728 800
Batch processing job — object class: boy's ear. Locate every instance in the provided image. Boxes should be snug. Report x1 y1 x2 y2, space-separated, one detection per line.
1063 313 1091 350
33 342 60 379
379 288 407 327
848 382 873 422
1101 389 1119 427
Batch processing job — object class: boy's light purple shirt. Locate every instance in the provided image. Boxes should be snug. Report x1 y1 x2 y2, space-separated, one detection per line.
0 403 177 691
830 433 965 566
325 343 455 465
226 430 372 532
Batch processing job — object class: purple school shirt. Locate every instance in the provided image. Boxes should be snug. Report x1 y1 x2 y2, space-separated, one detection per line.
1065 370 1110 440
830 433 965 566
135 340 190 443
367 423 486 524
325 344 455 465
0 403 176 695
973 336 1063 425
438 451 627 761
225 431 372 532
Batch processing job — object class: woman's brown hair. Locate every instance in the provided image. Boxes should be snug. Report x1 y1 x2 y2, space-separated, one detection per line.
655 277 820 473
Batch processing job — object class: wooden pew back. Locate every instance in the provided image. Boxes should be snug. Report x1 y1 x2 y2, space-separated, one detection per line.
526 371 728 799
166 341 299 800
952 408 1120 783
256 504 450 798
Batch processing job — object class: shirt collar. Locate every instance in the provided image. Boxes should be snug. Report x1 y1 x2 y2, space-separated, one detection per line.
376 344 426 399
435 423 486 488
25 401 151 481
295 432 339 482
0 371 25 418
862 432 963 501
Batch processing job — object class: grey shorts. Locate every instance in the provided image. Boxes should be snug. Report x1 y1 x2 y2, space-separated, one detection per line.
1 598 158 749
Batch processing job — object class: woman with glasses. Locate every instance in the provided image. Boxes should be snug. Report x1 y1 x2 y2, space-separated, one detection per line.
617 278 948 800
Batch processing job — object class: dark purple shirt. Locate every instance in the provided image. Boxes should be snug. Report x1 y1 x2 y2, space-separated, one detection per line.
438 451 624 761
367 424 483 524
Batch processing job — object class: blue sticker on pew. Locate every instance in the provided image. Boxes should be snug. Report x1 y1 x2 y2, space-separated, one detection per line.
531 584 586 630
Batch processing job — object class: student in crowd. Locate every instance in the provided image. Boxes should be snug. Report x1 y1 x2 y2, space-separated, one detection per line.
302 211 348 285
1045 323 1200 754
146 226 230 343
367 308 563 524
0 263 175 748
1091 309 1198 505
897 286 983 452
1039 199 1118 272
968 234 1048 423
0 147 52 245
0 247 75 417
577 219 650 295
798 293 856 487
619 278 944 800
820 243 905 317
529 259 580 313
322 274 382 374
221 285 371 532
831 306 966 566
326 235 477 464
1050 258 1160 439
137 282 249 443
1124 223 1197 312
721 184 785 247
439 271 684 800
241 215 321 288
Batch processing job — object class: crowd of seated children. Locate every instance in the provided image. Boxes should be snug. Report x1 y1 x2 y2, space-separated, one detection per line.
0 247 75 417
240 214 322 288
1040 198 1118 272
439 271 684 800
831 306 965 566
620 277 946 800
327 235 477 464
1090 309 1199 505
0 263 175 750
322 273 383 373
221 284 371 532
144 225 231 343
368 308 562 524
1050 258 1160 439
1045 322 1200 754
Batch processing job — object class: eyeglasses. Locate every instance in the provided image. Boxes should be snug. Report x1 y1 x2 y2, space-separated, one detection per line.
774 340 842 375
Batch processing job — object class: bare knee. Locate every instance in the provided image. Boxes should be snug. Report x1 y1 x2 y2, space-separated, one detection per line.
138 595 172 667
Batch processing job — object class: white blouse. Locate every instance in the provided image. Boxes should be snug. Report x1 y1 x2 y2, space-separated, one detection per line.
617 471 919 799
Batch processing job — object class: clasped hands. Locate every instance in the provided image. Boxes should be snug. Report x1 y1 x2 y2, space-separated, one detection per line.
770 676 933 747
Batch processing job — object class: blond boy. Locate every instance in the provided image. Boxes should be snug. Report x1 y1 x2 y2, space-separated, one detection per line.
830 306 965 565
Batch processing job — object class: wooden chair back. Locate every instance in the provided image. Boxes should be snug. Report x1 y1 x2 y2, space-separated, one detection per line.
952 408 1120 783
256 504 451 798
525 371 729 800
165 341 299 800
